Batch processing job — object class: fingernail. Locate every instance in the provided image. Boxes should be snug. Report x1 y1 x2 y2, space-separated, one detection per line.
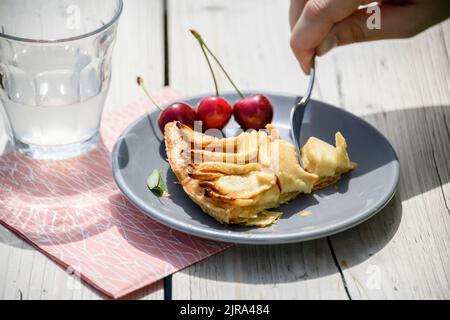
317 36 337 56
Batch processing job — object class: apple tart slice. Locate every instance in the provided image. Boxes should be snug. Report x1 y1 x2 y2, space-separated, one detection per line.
164 121 356 227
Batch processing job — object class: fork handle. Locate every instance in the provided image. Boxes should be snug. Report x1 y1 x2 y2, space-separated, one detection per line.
297 56 316 108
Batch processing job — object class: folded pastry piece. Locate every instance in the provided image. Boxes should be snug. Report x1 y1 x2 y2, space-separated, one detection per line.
164 121 356 227
301 132 358 190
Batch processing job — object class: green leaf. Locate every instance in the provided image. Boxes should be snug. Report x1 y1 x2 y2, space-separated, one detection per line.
147 169 165 196
157 170 165 190
146 169 160 189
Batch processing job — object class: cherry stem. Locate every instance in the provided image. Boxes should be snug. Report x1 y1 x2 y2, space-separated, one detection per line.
190 29 245 100
136 76 164 111
190 29 219 97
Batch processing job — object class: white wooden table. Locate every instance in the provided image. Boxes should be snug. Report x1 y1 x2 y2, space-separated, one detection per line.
1 0 449 300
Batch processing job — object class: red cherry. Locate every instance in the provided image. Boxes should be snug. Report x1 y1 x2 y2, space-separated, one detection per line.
136 77 197 133
233 94 274 130
158 102 197 132
196 96 233 131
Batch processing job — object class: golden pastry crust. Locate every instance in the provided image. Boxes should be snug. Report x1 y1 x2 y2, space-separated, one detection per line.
165 121 356 227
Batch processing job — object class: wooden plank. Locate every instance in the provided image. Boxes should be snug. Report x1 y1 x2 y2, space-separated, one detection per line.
0 0 165 300
168 0 310 96
105 0 165 111
173 241 348 299
315 20 450 299
168 0 347 300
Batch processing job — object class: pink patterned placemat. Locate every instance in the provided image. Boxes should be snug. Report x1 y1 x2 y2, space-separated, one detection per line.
0 88 231 299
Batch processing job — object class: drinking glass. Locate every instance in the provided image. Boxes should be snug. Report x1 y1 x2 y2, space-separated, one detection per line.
0 0 123 159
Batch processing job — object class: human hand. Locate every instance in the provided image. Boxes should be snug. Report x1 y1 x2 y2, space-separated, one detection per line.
289 0 450 74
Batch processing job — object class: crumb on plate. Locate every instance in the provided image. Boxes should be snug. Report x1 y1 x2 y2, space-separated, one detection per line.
298 210 312 217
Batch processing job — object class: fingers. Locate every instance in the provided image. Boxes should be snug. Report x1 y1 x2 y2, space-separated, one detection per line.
290 0 450 74
290 0 374 74
289 0 308 30
317 3 436 56
316 8 376 56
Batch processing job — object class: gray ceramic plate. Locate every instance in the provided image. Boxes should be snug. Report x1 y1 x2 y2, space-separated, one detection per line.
112 92 399 244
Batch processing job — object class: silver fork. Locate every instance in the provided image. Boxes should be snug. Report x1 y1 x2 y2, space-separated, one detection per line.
290 56 316 168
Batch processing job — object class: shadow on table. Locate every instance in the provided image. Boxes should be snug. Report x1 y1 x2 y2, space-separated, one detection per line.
0 137 117 249
174 105 449 286
172 195 401 286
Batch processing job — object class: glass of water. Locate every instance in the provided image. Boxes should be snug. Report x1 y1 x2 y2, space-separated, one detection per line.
0 0 123 159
